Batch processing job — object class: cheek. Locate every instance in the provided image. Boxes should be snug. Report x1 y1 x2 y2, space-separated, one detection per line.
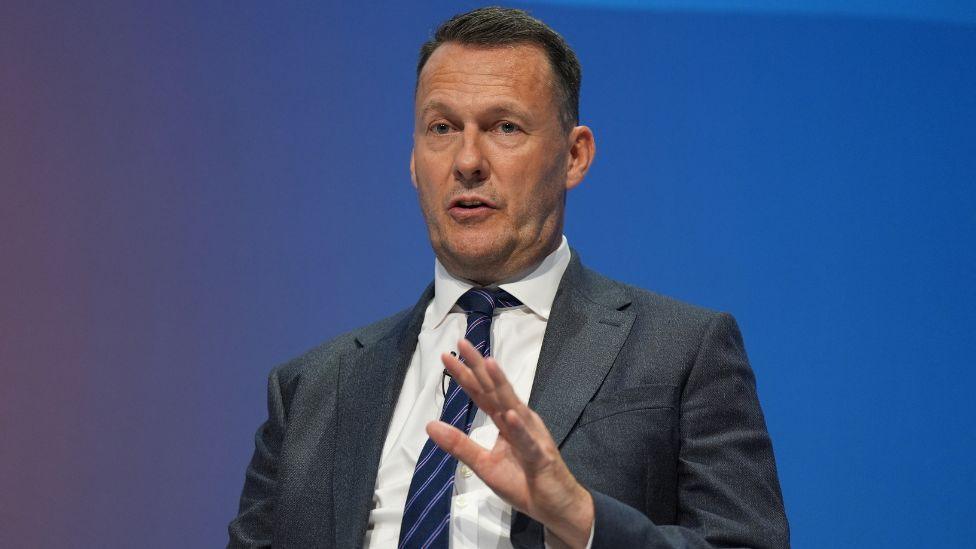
415 184 441 223
415 145 454 177
518 168 565 218
414 159 451 204
504 190 551 235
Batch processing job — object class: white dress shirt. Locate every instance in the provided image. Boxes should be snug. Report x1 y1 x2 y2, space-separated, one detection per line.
364 236 572 548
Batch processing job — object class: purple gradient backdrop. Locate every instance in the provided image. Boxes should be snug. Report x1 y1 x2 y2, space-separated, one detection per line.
3 2 974 548
1 3 378 545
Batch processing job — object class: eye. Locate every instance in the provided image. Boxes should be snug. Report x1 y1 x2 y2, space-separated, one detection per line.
429 122 453 135
496 121 520 134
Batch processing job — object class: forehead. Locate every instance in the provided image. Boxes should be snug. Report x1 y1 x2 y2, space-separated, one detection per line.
415 42 557 116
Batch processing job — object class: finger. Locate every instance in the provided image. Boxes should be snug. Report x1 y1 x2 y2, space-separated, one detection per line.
441 351 483 398
443 352 508 420
487 393 552 454
482 356 527 413
500 410 547 467
456 337 485 368
442 350 501 416
426 420 488 469
489 409 520 444
457 339 495 393
456 339 502 412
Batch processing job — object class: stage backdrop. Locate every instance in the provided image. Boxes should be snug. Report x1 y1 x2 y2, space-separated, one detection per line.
2 1 974 547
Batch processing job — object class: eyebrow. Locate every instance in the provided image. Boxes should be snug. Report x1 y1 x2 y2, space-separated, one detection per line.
419 100 455 119
419 100 534 123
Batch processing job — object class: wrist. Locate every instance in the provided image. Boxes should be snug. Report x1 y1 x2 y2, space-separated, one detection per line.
542 484 594 548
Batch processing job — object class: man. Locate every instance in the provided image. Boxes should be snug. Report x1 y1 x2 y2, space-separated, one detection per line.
229 7 788 549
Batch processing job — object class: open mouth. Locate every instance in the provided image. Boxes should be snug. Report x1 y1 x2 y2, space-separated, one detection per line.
449 195 497 209
449 196 496 220
456 199 487 209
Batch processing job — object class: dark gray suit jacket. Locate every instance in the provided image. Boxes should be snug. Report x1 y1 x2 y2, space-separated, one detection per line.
228 254 789 548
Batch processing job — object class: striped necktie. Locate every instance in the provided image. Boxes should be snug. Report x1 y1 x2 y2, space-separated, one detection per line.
397 287 522 549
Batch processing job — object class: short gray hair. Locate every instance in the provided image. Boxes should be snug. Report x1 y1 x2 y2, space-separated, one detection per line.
417 6 582 130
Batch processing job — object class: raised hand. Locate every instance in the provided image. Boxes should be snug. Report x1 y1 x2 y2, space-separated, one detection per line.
425 339 594 548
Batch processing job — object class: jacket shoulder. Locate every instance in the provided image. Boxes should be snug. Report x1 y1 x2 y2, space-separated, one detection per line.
270 307 413 386
579 265 723 326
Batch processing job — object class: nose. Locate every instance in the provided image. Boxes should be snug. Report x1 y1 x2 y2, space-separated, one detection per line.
453 127 489 186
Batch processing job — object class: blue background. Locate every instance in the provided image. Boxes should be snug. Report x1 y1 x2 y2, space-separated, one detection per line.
2 1 974 547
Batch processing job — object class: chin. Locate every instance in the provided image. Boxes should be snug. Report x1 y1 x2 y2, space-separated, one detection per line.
438 234 513 280
451 241 506 266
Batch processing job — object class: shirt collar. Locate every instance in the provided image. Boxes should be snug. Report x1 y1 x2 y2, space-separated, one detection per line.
427 235 572 328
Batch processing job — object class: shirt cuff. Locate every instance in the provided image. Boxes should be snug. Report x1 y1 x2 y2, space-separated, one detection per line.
543 520 595 549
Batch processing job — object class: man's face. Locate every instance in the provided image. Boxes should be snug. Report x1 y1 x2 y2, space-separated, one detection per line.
411 42 592 283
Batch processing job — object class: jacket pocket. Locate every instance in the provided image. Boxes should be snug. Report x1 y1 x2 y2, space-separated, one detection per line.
576 383 677 427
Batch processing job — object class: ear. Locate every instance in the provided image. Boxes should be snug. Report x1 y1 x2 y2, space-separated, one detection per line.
410 147 418 189
565 125 595 190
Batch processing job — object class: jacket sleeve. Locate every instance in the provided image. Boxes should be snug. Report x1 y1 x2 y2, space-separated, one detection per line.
227 368 288 548
590 312 789 549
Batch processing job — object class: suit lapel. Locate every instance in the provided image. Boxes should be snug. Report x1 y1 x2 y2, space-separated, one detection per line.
529 254 635 447
332 284 432 549
512 254 635 548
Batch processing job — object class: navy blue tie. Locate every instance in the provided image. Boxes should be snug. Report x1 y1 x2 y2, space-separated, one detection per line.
397 287 522 549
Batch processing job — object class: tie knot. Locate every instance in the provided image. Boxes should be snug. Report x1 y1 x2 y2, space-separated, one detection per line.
456 287 522 316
